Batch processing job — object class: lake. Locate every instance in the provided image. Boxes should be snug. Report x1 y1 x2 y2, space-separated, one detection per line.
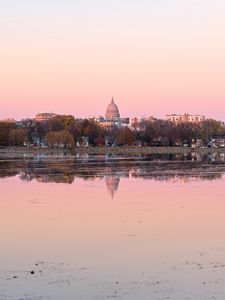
1 153 225 300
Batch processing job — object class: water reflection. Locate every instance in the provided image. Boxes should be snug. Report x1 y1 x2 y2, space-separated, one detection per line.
105 176 120 198
1 153 225 300
0 154 225 196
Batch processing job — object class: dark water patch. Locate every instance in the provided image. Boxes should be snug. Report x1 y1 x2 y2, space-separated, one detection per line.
0 155 225 185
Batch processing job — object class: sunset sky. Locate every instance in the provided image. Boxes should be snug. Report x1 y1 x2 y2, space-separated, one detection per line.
1 0 225 120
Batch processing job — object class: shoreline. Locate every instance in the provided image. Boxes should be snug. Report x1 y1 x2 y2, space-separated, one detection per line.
0 146 225 157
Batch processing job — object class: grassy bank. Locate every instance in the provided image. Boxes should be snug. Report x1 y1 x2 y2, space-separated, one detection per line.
0 146 225 157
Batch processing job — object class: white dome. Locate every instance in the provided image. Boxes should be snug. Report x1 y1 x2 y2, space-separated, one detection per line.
105 98 120 119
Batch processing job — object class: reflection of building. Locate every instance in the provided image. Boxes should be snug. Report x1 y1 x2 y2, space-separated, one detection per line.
166 113 205 124
1 157 225 189
105 176 120 198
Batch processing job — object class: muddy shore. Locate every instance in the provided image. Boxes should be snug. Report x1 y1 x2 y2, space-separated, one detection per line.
0 146 225 157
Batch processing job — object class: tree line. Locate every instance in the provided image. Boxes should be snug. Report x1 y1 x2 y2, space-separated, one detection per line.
0 115 224 147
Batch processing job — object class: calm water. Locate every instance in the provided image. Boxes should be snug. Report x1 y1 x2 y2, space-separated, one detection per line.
1 154 225 300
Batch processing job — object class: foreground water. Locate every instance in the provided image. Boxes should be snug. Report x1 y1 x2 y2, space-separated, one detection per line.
1 154 225 300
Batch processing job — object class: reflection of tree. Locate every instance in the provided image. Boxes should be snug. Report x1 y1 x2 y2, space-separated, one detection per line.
0 156 225 191
130 168 223 183
0 161 23 178
19 161 76 184
129 163 224 182
20 170 34 181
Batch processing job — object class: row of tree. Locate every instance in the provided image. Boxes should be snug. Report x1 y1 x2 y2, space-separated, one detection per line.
0 115 225 147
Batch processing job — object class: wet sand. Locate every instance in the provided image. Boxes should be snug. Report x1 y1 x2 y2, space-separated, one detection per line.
1 146 225 157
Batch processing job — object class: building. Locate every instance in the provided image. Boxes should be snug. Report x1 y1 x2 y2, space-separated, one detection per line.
92 98 129 128
90 115 105 123
104 97 121 127
106 98 120 119
1 118 16 123
35 113 58 122
129 116 156 130
76 136 89 147
166 113 205 124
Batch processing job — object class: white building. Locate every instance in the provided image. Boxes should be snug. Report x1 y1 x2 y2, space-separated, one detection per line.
35 113 58 122
92 98 129 128
129 116 156 130
166 113 205 124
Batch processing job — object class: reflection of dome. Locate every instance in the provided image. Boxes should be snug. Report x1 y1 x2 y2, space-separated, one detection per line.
105 98 120 119
105 176 120 198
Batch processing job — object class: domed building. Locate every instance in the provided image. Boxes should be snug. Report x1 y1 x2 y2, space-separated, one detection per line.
105 98 120 119
104 97 123 127
91 97 129 128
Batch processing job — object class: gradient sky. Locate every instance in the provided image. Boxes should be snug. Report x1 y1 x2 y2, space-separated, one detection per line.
1 0 225 120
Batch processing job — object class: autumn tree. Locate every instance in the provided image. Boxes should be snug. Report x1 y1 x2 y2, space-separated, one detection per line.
116 127 135 146
48 115 75 132
200 119 225 142
8 129 27 146
0 122 15 146
80 119 105 144
45 130 75 148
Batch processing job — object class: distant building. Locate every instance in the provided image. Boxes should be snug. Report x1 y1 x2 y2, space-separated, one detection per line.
120 118 130 127
1 118 16 123
130 116 156 130
92 98 129 128
91 115 105 123
76 136 89 147
106 98 120 119
35 113 58 122
166 113 205 124
104 97 122 127
191 139 205 149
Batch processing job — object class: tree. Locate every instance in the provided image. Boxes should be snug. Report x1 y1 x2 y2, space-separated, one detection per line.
116 127 135 146
80 119 105 144
48 115 75 131
0 122 15 146
45 130 75 148
8 129 27 146
200 119 225 142
69 120 82 145
20 119 36 144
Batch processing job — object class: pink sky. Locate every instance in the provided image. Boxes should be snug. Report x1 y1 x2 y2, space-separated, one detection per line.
1 1 225 121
